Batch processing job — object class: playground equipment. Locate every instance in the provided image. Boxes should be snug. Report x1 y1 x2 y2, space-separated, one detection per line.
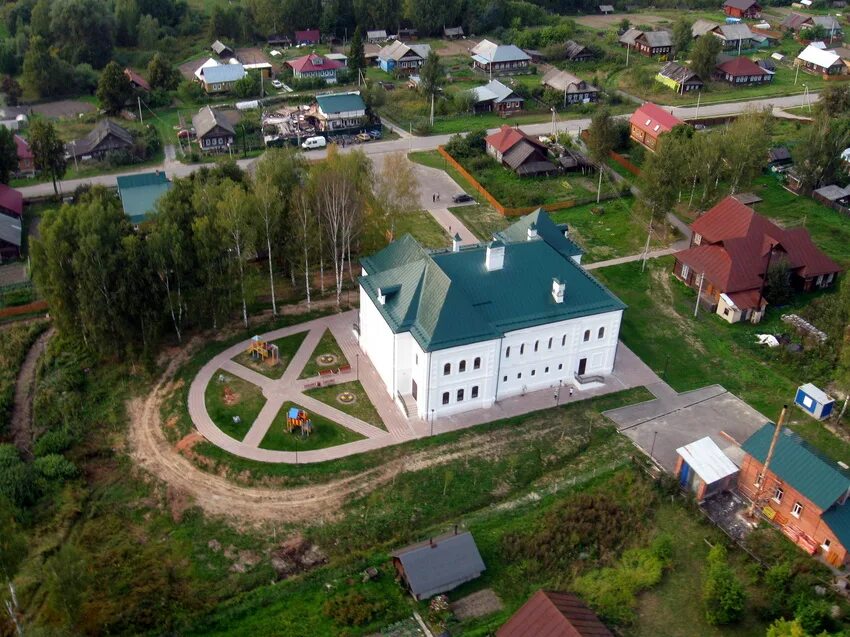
286 406 313 436
247 335 280 365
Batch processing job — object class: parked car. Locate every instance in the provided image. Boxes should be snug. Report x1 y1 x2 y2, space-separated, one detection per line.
368 129 382 139
452 193 474 203
301 136 327 150
355 132 371 143
271 79 283 89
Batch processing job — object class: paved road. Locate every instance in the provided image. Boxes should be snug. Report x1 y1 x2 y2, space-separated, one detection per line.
17 92 820 200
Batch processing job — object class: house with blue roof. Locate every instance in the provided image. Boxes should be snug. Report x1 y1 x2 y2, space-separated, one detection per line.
357 209 625 419
738 423 850 567
199 63 246 94
471 40 532 76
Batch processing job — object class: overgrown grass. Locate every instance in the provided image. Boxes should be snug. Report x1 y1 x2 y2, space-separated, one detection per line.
204 370 266 441
299 329 350 379
305 380 386 431
0 321 48 436
231 331 309 379
258 401 365 451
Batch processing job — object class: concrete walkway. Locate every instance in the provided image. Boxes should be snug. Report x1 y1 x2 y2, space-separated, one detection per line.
584 247 679 270
428 207 478 245
189 310 668 463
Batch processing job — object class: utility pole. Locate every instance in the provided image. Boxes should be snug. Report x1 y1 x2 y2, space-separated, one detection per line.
596 161 603 203
626 43 630 67
794 63 800 85
694 272 704 317
748 405 788 517
138 96 143 124
694 91 701 121
430 91 435 127
641 218 653 272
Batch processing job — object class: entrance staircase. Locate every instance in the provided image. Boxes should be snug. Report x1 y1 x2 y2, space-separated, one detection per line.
398 393 417 418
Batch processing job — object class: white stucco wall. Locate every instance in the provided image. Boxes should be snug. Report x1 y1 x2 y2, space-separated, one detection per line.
358 285 396 394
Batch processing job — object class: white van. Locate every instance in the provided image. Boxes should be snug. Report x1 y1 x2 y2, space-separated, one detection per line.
301 136 327 150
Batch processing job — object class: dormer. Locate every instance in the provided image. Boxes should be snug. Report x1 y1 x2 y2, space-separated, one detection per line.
377 284 401 305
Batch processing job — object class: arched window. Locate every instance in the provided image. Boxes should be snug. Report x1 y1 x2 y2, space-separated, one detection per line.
548 337 553 349
457 388 464 402
598 326 605 339
520 344 525 355
534 340 539 352
561 335 566 346
473 357 481 370
459 360 467 373
505 346 511 358
443 363 451 375
471 386 479 398
583 330 590 342
442 392 449 405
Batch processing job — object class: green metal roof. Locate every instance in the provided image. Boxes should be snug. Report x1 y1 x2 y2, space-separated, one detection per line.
821 504 850 551
316 91 366 114
496 208 583 258
359 212 625 352
741 423 850 510
116 172 171 224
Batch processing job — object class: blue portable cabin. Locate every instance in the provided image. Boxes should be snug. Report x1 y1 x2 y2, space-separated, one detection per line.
795 383 835 420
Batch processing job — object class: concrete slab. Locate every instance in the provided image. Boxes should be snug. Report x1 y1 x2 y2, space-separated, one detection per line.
604 386 769 472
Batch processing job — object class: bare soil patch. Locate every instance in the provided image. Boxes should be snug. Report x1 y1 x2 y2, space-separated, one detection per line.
451 589 504 621
576 13 670 28
10 328 53 455
29 100 95 119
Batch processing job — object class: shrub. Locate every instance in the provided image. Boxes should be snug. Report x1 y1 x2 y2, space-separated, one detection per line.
0 444 39 509
411 116 432 136
34 428 74 456
702 544 746 625
323 591 388 627
34 454 78 487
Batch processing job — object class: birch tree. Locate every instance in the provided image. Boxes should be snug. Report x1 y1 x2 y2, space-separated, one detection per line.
293 188 316 309
148 219 187 342
372 152 420 240
216 182 255 327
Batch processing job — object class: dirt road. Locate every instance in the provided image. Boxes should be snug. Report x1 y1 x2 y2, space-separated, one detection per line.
10 328 53 456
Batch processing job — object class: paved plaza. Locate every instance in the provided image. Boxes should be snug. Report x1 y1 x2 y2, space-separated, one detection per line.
188 310 666 464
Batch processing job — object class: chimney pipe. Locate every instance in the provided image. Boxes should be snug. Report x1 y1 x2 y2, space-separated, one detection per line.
452 233 461 252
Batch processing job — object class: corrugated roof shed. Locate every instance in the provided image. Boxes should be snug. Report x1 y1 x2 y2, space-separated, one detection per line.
392 532 485 599
677 437 740 484
497 590 614 637
741 423 850 510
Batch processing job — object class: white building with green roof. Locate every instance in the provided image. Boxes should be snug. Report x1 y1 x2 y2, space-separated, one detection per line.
357 210 626 419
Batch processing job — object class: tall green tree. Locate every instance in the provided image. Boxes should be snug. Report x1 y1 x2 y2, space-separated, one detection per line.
702 544 746 625
29 0 53 39
638 125 691 221
793 114 850 192
586 108 618 203
50 0 116 68
1 75 23 106
672 17 693 57
29 120 67 196
0 127 17 185
96 61 133 114
115 0 141 45
815 84 850 118
216 182 255 328
148 219 188 342
147 52 179 91
348 25 366 77
137 14 161 49
691 33 721 82
21 35 58 98
419 50 445 125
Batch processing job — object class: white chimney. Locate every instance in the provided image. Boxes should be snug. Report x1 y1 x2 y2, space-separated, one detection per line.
552 277 565 303
527 222 538 241
452 233 461 252
485 240 505 271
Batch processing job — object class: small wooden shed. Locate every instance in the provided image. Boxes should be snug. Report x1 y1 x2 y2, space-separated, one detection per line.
795 383 835 420
675 436 739 500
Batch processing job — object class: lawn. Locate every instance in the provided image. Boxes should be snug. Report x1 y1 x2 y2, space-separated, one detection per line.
449 204 511 241
392 210 450 248
304 380 386 431
204 369 267 441
231 331 308 379
299 329 350 379
258 401 365 451
550 196 675 263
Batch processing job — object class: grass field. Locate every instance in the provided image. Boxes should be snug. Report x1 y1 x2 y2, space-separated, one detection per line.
449 204 511 241
258 401 365 451
305 380 386 431
299 329 350 379
204 370 267 440
393 211 450 248
231 331 309 379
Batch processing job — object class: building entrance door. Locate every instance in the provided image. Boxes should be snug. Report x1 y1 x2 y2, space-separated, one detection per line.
578 358 587 375
411 379 418 400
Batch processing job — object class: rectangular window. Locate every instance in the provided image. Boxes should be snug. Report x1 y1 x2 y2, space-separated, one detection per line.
822 538 831 551
471 386 479 398
531 370 536 376
681 264 690 280
457 389 464 402
517 373 522 379
545 366 549 373
558 363 563 370
442 392 449 405
773 487 783 504
503 375 507 382
791 502 803 518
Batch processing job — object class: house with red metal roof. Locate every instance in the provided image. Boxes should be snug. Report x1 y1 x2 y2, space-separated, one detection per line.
14 135 34 178
484 125 557 176
287 53 343 84
673 196 841 323
723 0 761 19
628 102 684 151
497 590 613 637
0 184 23 261
294 29 320 45
124 68 150 92
715 57 773 85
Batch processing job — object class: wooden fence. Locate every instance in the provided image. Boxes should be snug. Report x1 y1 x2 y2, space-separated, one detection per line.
609 151 642 176
0 300 47 319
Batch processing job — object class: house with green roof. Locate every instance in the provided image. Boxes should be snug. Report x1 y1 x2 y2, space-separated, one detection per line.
357 209 625 419
116 171 172 224
738 423 850 567
314 92 368 134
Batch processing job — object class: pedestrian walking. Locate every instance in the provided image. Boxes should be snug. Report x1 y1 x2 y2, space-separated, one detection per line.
432 193 436 203
569 387 574 398
436 193 440 201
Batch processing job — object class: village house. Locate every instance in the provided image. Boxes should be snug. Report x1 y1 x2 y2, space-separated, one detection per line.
599 3 615 13
541 69 600 105
563 40 594 61
485 125 557 176
357 209 624 420
294 29 320 45
391 531 485 600
199 63 246 93
498 590 614 637
443 26 464 39
192 106 235 153
66 120 134 161
287 53 343 84
796 45 847 76
313 91 367 133
267 33 292 47
738 423 850 567
618 28 673 57
768 146 793 168
14 134 34 178
0 184 22 261
724 0 761 18
656 61 704 93
715 57 773 84
210 40 233 59
470 80 525 114
116 171 172 224
782 12 843 36
124 68 150 92
378 41 431 74
628 102 684 152
366 29 388 43
673 196 841 323
471 40 532 75
713 23 756 50
692 18 721 38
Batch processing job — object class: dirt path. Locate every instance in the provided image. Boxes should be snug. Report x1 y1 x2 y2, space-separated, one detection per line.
10 328 53 456
128 334 587 526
